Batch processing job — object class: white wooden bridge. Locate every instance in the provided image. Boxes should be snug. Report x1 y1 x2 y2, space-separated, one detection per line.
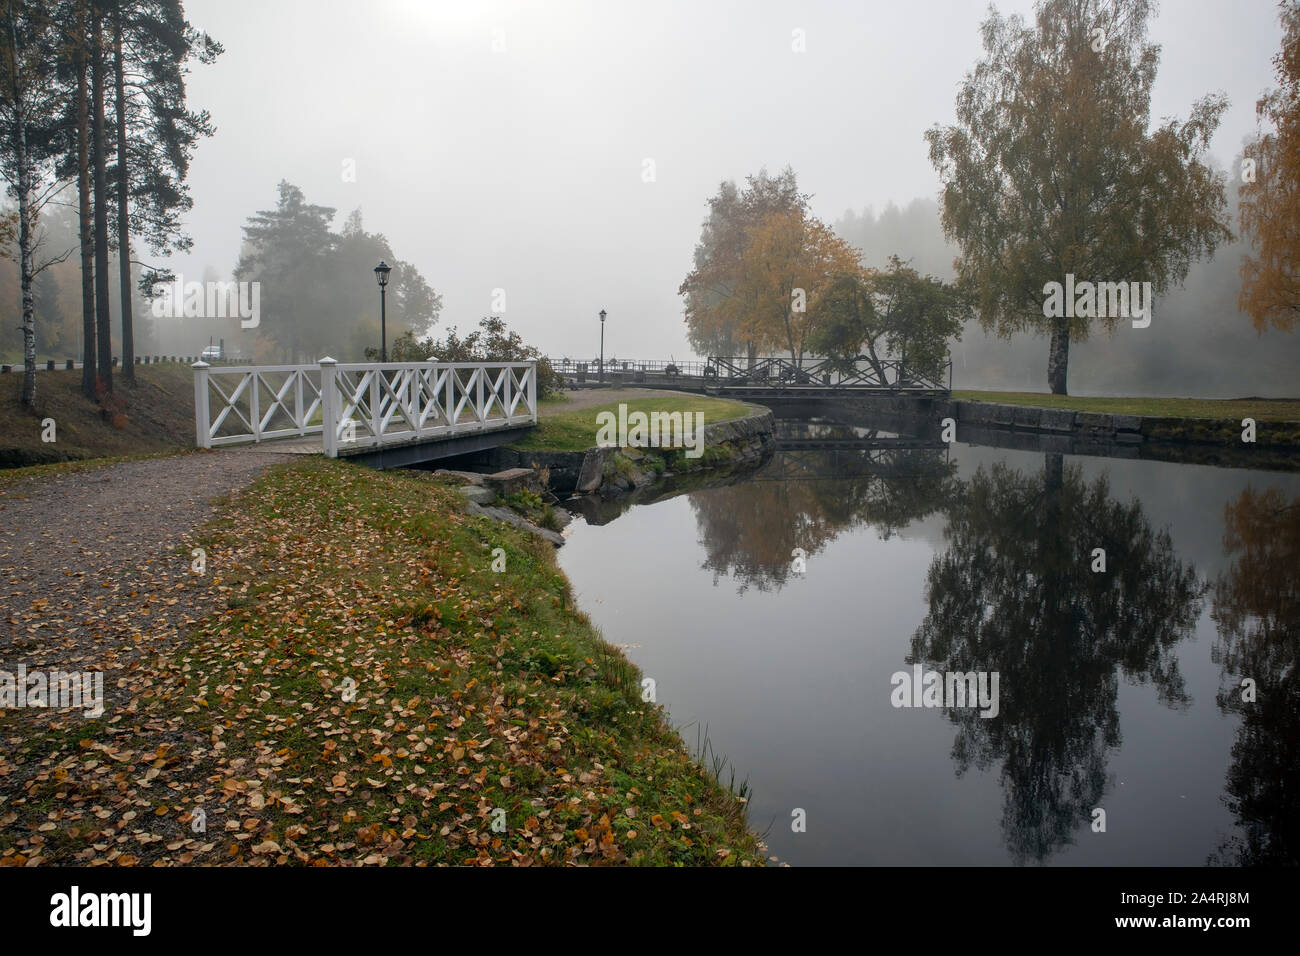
193 358 537 467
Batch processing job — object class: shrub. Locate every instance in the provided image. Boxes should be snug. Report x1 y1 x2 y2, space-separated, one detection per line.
93 380 129 430
374 317 566 400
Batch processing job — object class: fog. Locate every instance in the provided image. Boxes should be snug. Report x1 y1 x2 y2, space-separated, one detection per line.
77 1 1300 390
836 189 1300 397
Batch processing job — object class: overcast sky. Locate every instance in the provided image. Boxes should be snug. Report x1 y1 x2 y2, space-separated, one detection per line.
169 0 1285 360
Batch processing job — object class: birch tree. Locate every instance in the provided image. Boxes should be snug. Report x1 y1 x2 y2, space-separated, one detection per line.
926 0 1230 394
0 0 72 407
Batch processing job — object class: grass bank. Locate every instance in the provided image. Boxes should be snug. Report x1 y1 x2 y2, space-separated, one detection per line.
0 365 195 467
513 394 752 452
953 390 1300 421
0 456 764 866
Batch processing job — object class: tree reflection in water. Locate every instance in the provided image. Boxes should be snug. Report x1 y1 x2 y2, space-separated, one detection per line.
910 454 1203 863
682 437 1254 862
688 436 954 593
1209 488 1300 866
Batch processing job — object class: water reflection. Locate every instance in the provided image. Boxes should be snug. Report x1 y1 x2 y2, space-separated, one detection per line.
558 419 1300 865
909 454 1204 862
1209 488 1300 866
690 435 955 592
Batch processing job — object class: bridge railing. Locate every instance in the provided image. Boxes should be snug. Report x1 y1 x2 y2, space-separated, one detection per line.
194 358 538 456
193 362 324 447
546 355 952 390
548 357 714 378
706 355 951 390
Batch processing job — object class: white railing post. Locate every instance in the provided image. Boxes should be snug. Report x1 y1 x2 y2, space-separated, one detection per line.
192 361 211 448
528 361 537 422
401 369 413 430
319 356 338 457
408 368 419 432
446 366 456 425
475 366 484 423
369 368 381 445
426 357 442 429
249 370 261 442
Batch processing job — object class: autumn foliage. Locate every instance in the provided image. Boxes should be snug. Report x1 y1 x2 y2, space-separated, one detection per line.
1240 1 1300 332
0 458 765 866
679 167 860 362
927 0 1231 394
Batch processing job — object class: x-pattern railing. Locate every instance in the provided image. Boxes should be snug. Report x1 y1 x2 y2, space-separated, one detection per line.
197 364 324 446
194 358 537 456
705 356 950 391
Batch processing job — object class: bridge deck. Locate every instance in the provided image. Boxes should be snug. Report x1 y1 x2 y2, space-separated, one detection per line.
232 437 322 455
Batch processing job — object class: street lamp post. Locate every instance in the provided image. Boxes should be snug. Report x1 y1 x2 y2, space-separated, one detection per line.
599 309 606 383
374 260 391 361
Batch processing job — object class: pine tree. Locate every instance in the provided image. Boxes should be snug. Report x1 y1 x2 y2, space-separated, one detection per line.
235 181 338 363
110 0 220 380
90 0 110 392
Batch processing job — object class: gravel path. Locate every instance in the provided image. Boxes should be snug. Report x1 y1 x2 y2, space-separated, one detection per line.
0 448 294 681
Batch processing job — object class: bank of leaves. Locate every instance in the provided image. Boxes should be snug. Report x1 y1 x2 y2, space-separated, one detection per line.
0 457 763 866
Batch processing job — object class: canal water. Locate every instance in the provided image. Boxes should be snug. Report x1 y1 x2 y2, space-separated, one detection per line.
556 416 1300 866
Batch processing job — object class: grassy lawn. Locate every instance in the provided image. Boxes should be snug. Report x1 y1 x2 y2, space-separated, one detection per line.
0 365 195 467
953 390 1300 421
1 457 764 866
514 395 753 452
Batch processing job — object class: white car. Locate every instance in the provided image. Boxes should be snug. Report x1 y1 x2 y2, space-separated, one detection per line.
200 345 224 362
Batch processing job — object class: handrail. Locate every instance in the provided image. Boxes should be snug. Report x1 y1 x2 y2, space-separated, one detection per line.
194 358 538 456
546 355 952 389
704 355 951 390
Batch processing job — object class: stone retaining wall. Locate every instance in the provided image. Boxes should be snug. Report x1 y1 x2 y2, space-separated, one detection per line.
795 394 1298 448
934 400 1300 448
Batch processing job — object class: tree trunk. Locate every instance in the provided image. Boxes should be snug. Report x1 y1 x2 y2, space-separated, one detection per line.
91 1 112 393
1047 318 1070 395
113 12 133 383
864 339 886 381
19 191 35 408
1044 452 1064 495
1041 452 1066 619
76 0 95 398
9 13 35 408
